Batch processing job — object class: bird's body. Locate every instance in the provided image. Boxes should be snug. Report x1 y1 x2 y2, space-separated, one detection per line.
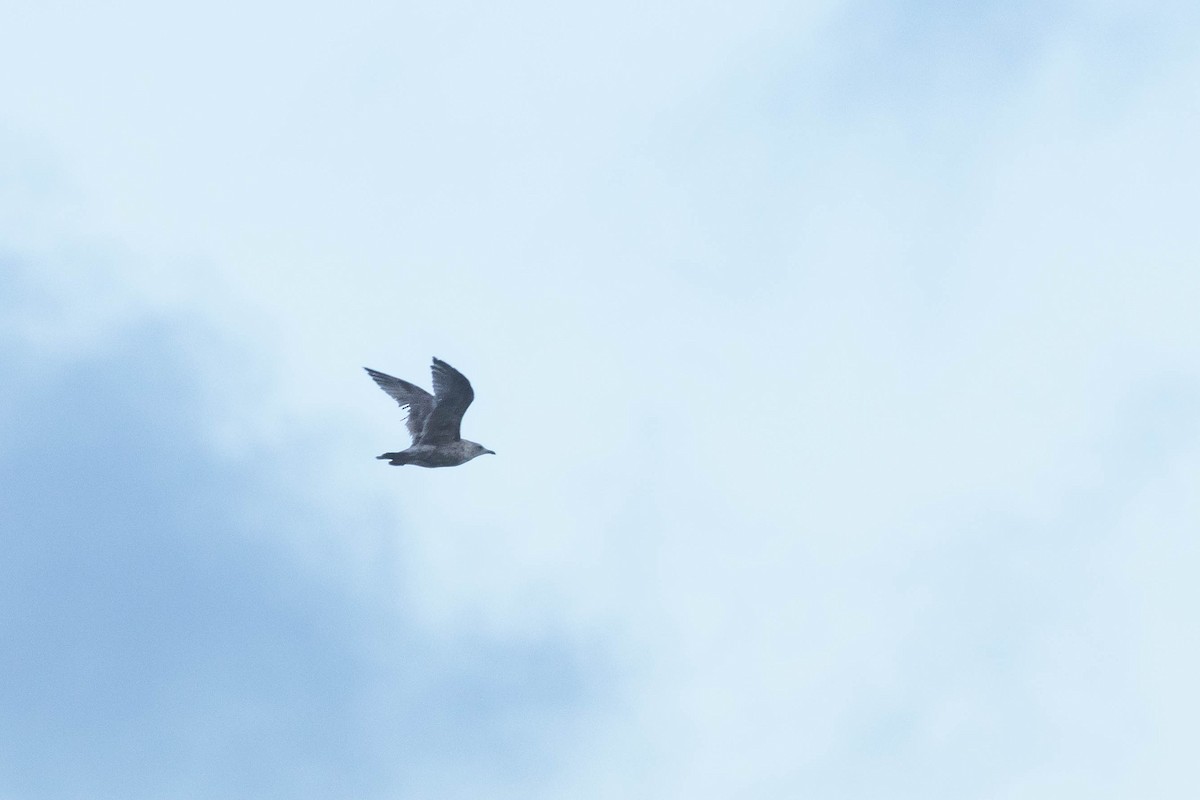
378 441 491 468
365 358 494 469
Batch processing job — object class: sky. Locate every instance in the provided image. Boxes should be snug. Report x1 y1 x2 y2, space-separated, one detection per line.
1 0 1199 797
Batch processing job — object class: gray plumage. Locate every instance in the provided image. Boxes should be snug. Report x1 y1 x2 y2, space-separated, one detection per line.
365 358 495 468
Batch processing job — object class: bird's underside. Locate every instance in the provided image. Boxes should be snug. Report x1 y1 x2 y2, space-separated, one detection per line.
365 358 494 469
377 442 485 468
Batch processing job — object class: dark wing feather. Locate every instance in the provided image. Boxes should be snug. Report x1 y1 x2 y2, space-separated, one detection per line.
364 367 435 443
418 357 475 444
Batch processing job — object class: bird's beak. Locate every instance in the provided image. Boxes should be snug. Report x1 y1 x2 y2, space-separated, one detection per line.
485 450 496 455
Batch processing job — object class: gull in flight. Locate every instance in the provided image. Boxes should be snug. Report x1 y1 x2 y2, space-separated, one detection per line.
364 357 495 468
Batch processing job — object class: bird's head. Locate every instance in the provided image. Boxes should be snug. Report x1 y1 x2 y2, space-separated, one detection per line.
465 441 496 460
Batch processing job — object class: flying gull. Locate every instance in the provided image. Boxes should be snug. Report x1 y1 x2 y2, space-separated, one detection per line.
364 357 495 468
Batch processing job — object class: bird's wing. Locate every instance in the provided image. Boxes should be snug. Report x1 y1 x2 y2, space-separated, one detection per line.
418 357 475 444
364 367 435 443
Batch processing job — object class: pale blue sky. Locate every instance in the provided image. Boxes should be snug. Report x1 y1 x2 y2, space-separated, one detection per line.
2 1 1199 797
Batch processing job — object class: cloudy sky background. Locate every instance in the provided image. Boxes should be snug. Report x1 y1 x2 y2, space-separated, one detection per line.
2 0 1199 797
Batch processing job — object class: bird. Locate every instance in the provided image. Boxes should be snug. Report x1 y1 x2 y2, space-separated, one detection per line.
364 357 495 468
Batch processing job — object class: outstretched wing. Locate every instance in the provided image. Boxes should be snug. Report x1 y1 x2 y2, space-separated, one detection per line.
418 357 475 444
364 367 435 444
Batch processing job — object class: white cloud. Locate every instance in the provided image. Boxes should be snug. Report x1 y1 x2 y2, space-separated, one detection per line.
3 1 1199 797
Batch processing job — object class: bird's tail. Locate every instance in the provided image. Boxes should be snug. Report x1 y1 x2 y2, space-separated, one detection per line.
377 452 410 466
